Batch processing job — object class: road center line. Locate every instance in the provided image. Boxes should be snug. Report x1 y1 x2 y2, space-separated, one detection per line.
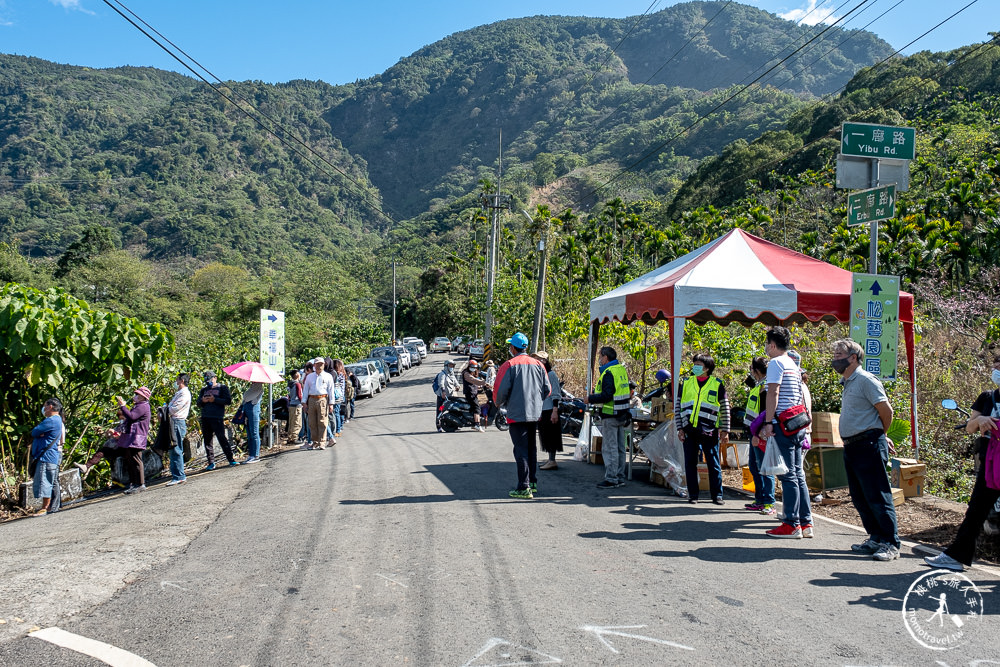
29 626 156 667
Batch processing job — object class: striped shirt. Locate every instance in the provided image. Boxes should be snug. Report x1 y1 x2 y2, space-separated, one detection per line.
766 354 803 414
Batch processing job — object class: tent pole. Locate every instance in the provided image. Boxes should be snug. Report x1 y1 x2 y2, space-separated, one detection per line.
903 321 919 460
671 317 685 413
585 319 601 447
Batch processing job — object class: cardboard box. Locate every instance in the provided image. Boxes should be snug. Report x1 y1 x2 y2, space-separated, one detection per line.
811 412 844 447
649 398 672 423
651 470 666 487
589 452 603 465
891 458 926 497
697 463 709 489
891 487 905 507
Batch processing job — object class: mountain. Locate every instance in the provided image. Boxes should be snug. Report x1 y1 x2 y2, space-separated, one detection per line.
324 1 893 217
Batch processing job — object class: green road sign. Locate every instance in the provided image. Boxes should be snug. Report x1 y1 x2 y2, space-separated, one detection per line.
847 185 896 227
841 122 915 160
850 273 899 381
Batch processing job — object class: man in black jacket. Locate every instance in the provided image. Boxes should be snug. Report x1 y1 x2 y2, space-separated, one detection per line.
197 371 239 469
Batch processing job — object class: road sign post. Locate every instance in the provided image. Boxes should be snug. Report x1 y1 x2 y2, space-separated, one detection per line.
260 309 285 450
850 274 899 381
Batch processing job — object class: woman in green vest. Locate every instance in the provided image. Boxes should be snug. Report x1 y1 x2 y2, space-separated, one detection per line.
674 353 731 504
743 356 775 514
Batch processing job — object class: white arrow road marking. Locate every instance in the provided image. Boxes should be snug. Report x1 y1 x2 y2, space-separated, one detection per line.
578 625 695 654
462 637 562 666
375 573 408 588
29 627 156 667
158 581 187 592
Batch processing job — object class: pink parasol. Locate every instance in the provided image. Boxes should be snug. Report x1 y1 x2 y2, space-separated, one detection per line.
223 361 284 384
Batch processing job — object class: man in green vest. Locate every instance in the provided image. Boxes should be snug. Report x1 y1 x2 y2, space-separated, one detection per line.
674 352 731 504
585 346 632 489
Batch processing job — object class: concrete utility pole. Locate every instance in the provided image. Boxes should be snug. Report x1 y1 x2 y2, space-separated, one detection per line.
524 209 547 354
391 260 397 342
484 129 508 348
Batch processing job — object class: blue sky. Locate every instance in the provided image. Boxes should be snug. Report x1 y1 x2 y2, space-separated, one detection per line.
1 1 995 85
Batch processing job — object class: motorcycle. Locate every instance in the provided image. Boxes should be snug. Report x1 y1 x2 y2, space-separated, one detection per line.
941 398 1000 537
557 388 586 438
438 395 509 432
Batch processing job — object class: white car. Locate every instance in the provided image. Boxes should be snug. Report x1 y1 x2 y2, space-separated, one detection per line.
430 336 452 353
468 339 486 360
393 345 411 369
347 363 380 398
403 337 428 357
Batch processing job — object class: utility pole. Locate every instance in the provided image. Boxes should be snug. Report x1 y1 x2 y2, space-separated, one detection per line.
525 209 547 353
484 129 508 348
391 260 397 343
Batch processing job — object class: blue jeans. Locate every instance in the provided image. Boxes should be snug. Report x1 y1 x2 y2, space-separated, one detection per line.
245 402 261 458
348 398 355 419
683 428 722 500
333 403 344 433
169 417 187 481
773 430 811 527
600 415 629 484
843 432 899 548
750 443 775 505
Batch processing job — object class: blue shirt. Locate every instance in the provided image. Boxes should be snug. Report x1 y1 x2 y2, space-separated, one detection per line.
31 415 63 463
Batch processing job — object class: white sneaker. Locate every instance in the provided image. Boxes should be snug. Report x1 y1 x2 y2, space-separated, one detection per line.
924 552 964 571
165 479 186 487
872 543 900 562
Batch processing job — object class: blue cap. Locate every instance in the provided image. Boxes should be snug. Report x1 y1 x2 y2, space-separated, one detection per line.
506 332 529 350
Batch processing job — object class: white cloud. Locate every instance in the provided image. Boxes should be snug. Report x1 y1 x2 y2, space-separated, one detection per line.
49 0 95 15
779 0 841 27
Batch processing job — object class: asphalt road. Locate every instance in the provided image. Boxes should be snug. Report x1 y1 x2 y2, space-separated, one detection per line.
2 353 998 666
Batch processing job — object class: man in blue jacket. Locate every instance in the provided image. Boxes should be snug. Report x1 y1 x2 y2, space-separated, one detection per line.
30 397 64 516
494 332 551 499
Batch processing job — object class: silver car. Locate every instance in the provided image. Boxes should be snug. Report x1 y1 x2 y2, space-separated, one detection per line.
347 362 380 397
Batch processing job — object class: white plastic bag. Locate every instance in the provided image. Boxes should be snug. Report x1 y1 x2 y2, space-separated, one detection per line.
573 413 592 461
759 436 789 477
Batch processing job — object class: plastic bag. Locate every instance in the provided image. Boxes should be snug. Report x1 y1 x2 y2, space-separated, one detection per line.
986 430 1000 491
573 413 591 461
760 436 789 477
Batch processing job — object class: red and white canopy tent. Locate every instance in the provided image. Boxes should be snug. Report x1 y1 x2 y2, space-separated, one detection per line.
587 229 920 453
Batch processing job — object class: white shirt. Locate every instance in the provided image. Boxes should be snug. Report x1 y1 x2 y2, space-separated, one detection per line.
766 354 803 414
304 370 336 401
168 386 191 419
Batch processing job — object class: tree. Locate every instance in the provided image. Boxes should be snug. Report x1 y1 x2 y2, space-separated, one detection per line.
54 224 120 278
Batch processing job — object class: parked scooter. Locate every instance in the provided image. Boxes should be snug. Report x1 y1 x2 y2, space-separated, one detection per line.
558 389 587 438
942 398 1000 536
438 396 508 432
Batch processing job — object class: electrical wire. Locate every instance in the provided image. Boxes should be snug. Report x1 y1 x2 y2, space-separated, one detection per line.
576 0 877 208
581 0 663 90
101 0 398 227
710 1 989 196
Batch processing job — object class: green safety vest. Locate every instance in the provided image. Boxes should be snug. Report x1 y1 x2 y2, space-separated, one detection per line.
594 364 631 416
679 376 723 429
744 383 764 427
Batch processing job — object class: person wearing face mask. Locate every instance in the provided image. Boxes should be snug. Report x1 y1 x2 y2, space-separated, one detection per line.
76 387 153 494
198 371 238 469
742 357 775 515
165 373 191 487
675 352 730 504
828 338 899 561
924 353 1000 571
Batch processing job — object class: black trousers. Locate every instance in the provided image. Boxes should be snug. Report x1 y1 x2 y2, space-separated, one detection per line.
201 417 235 464
946 457 1000 565
683 428 722 501
538 409 563 455
510 422 538 490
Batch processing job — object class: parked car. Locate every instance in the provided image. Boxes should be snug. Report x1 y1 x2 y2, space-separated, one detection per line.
404 342 422 366
468 339 486 360
360 357 389 386
430 336 452 353
393 344 411 369
347 362 380 398
402 337 428 358
453 335 473 354
370 347 402 376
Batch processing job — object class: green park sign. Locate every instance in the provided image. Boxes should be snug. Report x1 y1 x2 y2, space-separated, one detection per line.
841 122 915 160
847 185 895 227
850 273 900 381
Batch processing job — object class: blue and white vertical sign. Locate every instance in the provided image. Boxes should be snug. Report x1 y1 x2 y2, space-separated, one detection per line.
260 309 285 374
850 274 899 381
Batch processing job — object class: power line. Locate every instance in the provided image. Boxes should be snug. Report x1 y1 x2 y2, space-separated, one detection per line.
581 0 663 90
102 0 398 227
711 7 991 196
576 0 877 208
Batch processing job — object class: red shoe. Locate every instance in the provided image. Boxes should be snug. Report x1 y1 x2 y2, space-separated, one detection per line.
766 523 802 539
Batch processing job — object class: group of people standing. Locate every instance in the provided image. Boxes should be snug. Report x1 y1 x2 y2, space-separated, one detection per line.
285 356 358 450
